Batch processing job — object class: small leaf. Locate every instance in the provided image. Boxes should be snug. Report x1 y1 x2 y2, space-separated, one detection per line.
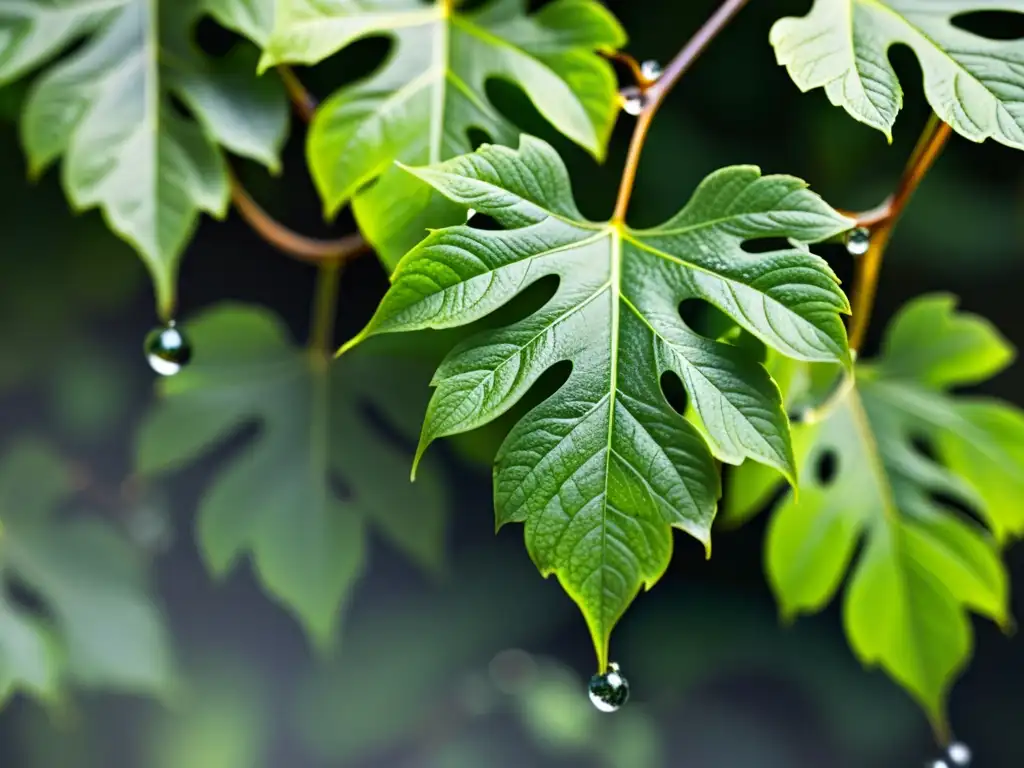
0 440 173 704
763 294 1020 734
771 0 1024 148
1 0 288 317
135 304 448 647
262 0 626 267
343 137 853 669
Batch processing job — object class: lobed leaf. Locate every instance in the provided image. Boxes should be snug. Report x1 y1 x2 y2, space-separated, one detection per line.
0 0 289 317
259 0 626 267
342 136 853 669
135 303 449 647
771 0 1024 148
0 440 173 705
731 294 1021 732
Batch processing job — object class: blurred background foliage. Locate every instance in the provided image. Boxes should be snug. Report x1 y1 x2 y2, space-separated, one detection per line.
0 0 1022 766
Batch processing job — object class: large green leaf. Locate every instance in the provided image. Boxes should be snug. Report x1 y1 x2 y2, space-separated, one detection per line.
771 1 1024 147
0 440 173 705
728 294 1021 732
341 136 853 669
135 303 448 647
0 0 288 317
257 0 625 267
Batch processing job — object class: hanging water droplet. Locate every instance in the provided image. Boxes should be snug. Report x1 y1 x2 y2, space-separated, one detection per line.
640 59 663 82
946 742 972 766
145 321 192 376
466 207 476 221
620 87 646 116
588 661 629 712
845 227 871 256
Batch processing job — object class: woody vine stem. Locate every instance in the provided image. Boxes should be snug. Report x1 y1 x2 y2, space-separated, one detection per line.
236 1 951 361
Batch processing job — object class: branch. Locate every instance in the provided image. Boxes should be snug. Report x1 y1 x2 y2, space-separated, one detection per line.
278 65 318 122
611 0 752 222
230 174 369 264
845 114 953 352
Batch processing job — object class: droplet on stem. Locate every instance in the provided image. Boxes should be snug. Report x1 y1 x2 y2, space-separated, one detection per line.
145 321 192 376
620 87 646 116
588 660 629 712
640 59 663 82
846 226 871 256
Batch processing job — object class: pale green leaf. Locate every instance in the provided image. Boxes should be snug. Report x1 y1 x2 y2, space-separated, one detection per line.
763 293 1020 733
0 601 59 703
771 0 1024 147
0 440 173 703
877 292 1014 389
343 136 853 668
262 0 625 267
135 303 448 647
2 0 288 316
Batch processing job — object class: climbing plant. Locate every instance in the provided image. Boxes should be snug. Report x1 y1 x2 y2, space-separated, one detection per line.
1 0 1022 757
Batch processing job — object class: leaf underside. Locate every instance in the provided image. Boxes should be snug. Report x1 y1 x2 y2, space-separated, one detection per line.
0 0 289 316
344 135 853 669
771 0 1024 148
258 0 626 267
135 304 448 647
728 294 1022 732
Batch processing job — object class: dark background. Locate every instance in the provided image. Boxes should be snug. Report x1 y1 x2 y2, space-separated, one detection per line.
0 0 1021 766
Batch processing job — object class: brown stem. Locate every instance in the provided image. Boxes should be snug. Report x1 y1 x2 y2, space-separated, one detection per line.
229 174 369 264
602 51 649 89
846 114 953 352
611 0 752 223
278 65 318 122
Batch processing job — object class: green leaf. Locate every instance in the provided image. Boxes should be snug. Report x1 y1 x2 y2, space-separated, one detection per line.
0 440 173 705
763 294 1020 734
771 0 1024 147
1 0 288 317
260 0 625 267
135 303 448 647
342 136 853 669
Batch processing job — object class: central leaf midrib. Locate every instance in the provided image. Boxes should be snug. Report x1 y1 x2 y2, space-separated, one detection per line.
594 226 623 666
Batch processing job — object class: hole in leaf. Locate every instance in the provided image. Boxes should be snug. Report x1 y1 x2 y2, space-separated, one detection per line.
952 11 1024 40
466 212 502 231
740 237 793 255
909 433 938 462
660 371 689 415
328 472 354 502
318 36 393 92
478 275 559 331
6 576 51 622
678 298 733 340
167 93 196 121
193 16 237 58
467 127 491 151
814 449 838 485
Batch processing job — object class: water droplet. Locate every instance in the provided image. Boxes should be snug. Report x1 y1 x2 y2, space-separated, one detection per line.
640 60 663 82
947 742 972 766
927 761 949 768
588 661 629 712
620 87 646 116
145 321 192 376
845 227 871 256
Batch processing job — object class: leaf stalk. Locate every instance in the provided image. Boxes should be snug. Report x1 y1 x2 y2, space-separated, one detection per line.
845 114 952 352
229 174 369 264
611 0 752 223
